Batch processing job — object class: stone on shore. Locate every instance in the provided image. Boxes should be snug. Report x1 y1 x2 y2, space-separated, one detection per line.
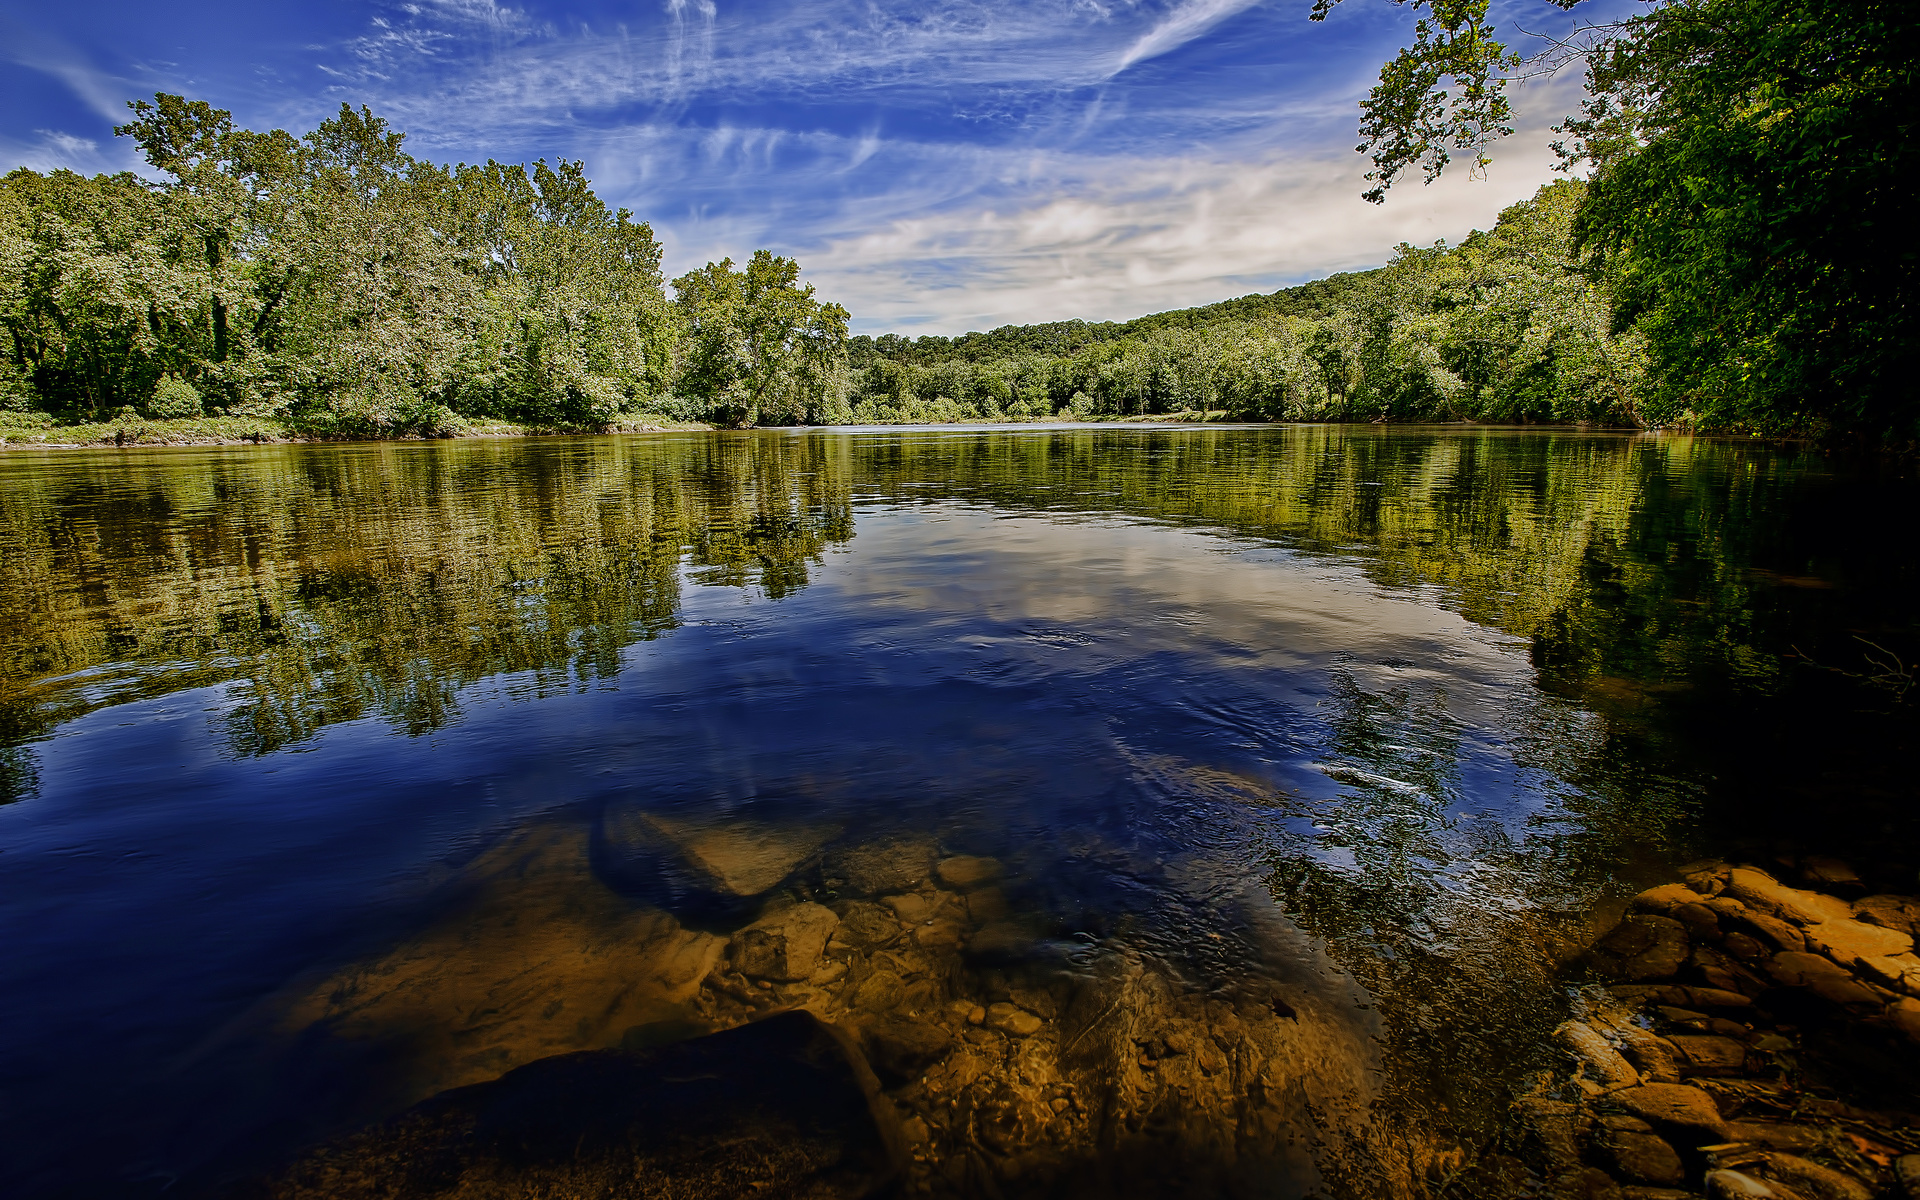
1556 1020 1641 1088
1597 1128 1686 1187
1854 895 1920 940
1613 1083 1730 1141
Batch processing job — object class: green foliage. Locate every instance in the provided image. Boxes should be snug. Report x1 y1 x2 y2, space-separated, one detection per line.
672 250 851 427
852 182 1641 426
0 93 847 437
1329 0 1918 442
1563 0 1918 440
147 375 202 418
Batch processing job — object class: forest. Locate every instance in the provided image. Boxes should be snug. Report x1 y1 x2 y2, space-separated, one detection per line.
0 0 1912 444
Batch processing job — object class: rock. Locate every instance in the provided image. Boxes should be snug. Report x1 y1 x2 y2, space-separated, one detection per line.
1598 1129 1686 1187
935 856 1001 891
1674 902 1723 939
965 886 1010 924
636 814 836 897
1592 915 1693 981
833 901 902 950
1723 869 1852 927
1894 1154 1920 1199
1666 1034 1749 1076
1599 1114 1656 1133
1607 1021 1682 1083
1724 1122 1826 1152
1803 917 1913 964
967 1005 986 1026
1613 1083 1731 1141
1621 1190 1705 1200
1852 953 1920 994
1855 895 1920 940
1763 1154 1874 1200
913 919 964 950
1707 1170 1801 1199
1799 857 1863 893
1512 1098 1590 1173
729 902 840 981
864 1018 953 1082
1732 909 1810 953
826 838 939 896
1634 884 1708 914
848 970 906 1014
1612 984 1753 1010
884 893 934 924
967 922 1032 959
1763 952 1885 1009
1889 998 1920 1043
1556 1020 1641 1088
252 1010 900 1199
1691 946 1769 996
985 1002 1042 1037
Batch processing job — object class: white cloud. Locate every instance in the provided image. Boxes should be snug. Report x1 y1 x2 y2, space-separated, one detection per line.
1111 0 1266 75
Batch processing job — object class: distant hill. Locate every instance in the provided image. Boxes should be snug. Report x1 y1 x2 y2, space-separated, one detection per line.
849 269 1386 367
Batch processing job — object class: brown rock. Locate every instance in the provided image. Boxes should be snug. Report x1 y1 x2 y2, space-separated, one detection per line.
1764 952 1885 1009
1557 1020 1641 1088
638 815 836 896
883 892 934 923
728 902 840 981
1598 1129 1686 1187
964 887 1010 924
1725 932 1771 962
1732 910 1809 953
985 1002 1042 1037
1724 1122 1825 1153
1724 869 1851 927
1803 917 1913 964
934 856 1001 891
1634 883 1708 914
1799 856 1862 893
849 969 906 1013
1600 1114 1656 1133
1621 1190 1705 1200
1888 998 1920 1043
1853 953 1920 995
1763 1154 1874 1200
1707 1169 1803 1199
1674 902 1723 939
1854 895 1920 940
1894 1154 1920 1199
1611 1023 1683 1084
1613 1083 1731 1141
864 1018 953 1082
1512 1098 1590 1173
826 837 938 896
1593 915 1693 981
1691 946 1769 996
1667 1034 1750 1076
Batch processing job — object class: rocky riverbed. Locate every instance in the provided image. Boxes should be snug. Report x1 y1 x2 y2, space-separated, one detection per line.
244 823 1920 1200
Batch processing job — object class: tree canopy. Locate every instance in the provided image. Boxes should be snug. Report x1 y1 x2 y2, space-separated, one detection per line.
1327 0 1918 443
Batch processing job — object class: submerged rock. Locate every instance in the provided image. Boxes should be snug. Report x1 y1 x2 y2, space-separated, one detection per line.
251 1010 902 1199
633 813 837 897
728 902 840 981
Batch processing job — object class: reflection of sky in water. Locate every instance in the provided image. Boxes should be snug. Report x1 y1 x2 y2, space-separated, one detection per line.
3 428 1912 1194
2 501 1627 1188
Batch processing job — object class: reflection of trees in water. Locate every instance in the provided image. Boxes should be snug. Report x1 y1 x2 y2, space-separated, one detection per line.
0 435 854 769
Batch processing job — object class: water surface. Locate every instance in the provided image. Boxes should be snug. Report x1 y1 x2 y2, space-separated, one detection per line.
1 426 1914 1197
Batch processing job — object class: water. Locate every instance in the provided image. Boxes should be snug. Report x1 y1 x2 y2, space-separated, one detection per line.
0 426 1914 1197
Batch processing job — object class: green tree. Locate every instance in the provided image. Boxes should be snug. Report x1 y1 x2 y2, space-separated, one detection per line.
1321 0 1919 441
672 250 850 427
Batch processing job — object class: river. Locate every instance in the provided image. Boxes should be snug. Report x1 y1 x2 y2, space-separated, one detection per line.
1 425 1914 1198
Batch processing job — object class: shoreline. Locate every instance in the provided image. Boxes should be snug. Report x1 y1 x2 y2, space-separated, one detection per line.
0 412 1658 452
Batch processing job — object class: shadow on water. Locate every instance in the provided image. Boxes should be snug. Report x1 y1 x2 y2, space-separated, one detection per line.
0 426 1915 1197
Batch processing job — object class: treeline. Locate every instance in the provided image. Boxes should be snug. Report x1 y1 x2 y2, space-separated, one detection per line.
844 181 1645 425
0 96 847 435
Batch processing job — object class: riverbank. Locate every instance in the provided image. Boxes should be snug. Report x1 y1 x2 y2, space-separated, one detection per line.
0 412 716 449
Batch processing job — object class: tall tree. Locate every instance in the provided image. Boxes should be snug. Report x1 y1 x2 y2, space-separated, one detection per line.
672 250 850 427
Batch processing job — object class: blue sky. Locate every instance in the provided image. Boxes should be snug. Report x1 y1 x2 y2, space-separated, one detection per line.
1 0 1609 334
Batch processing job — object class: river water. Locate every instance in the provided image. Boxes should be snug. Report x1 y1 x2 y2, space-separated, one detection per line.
1 426 1914 1197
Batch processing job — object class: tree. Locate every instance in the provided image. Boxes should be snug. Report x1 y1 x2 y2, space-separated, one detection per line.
672 251 850 427
1320 0 1919 441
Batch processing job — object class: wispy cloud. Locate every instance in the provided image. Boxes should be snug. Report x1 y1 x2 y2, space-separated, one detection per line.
1111 0 1267 74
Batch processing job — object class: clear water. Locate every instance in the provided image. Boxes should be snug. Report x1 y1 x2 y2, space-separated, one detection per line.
1 426 1914 1197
